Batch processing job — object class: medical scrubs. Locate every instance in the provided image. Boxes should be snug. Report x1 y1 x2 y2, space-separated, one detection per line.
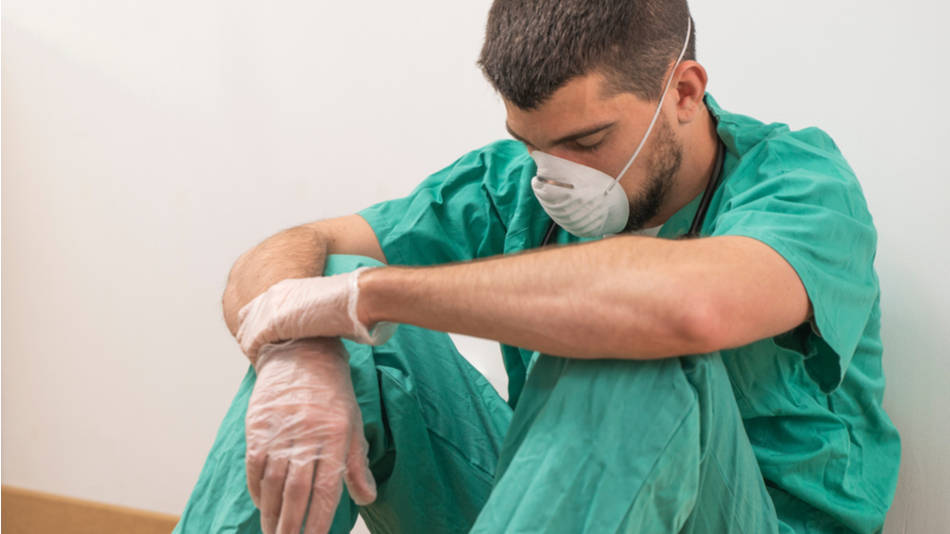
173 94 900 533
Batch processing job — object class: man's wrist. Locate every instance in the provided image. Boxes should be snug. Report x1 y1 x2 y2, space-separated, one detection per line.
356 265 398 328
255 337 348 372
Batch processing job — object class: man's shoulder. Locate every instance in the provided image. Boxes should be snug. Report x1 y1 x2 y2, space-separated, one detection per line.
709 95 857 185
710 100 868 220
439 139 536 198
739 125 859 191
456 139 533 170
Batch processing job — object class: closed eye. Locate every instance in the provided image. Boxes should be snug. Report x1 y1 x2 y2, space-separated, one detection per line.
573 141 602 153
571 131 608 153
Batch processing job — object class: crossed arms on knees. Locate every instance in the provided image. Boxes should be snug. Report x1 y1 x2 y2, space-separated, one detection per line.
225 214 811 364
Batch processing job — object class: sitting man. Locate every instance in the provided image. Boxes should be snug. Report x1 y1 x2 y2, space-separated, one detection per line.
174 1 900 532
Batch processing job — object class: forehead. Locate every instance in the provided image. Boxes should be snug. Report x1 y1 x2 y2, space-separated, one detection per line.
503 72 651 143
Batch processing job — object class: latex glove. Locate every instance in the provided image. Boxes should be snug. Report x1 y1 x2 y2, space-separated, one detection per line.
236 267 396 363
245 337 378 534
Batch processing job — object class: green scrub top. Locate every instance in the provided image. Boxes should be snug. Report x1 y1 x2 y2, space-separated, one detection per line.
358 94 900 532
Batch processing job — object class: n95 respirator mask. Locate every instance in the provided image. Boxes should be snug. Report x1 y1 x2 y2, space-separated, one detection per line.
530 152 630 238
529 16 692 238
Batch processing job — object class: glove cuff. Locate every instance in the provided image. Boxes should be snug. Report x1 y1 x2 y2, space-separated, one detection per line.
348 267 397 346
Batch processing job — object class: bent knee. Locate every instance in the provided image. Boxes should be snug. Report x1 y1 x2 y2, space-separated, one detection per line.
323 254 386 277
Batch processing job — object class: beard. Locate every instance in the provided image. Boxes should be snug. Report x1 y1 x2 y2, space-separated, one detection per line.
621 115 683 233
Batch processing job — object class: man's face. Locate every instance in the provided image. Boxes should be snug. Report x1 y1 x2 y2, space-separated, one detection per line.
504 71 683 232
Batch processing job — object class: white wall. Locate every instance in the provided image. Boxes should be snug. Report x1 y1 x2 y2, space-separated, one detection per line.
2 1 947 532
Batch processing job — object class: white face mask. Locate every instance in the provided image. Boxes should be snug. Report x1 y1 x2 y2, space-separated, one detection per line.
530 16 692 238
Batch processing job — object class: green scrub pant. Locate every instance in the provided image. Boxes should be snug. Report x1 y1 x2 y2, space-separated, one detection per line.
174 255 780 534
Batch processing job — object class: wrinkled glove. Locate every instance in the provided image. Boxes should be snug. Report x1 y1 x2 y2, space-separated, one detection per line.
246 337 377 534
236 267 396 363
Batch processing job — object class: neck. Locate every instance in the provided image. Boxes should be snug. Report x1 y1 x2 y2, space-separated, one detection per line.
643 106 719 228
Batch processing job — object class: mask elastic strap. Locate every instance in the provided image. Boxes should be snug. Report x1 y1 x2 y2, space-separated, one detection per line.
606 16 692 195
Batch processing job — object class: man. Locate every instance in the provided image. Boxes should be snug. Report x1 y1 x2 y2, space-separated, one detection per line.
174 1 900 533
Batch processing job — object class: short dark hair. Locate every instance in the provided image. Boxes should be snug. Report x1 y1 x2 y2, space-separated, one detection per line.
477 0 696 110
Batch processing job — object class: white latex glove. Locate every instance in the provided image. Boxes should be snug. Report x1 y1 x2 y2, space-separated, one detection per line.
246 337 377 534
236 267 396 363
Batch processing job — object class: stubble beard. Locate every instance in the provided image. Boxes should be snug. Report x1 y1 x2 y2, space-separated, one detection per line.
622 116 683 233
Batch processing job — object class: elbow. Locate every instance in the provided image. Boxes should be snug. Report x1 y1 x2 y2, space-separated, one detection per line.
674 293 726 355
610 291 725 359
221 250 252 337
222 286 240 337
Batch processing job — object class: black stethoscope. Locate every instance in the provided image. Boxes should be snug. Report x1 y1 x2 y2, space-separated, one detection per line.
541 138 726 246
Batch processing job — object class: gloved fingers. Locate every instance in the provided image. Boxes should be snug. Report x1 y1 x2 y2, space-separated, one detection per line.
275 457 317 534
246 448 267 508
301 440 347 534
237 282 306 363
259 453 290 534
246 396 283 507
236 288 268 341
239 307 280 365
301 473 343 534
343 426 377 506
236 277 340 360
236 300 264 363
236 272 397 358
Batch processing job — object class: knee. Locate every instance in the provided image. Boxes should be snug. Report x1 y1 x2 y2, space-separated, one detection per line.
322 254 386 277
525 355 697 421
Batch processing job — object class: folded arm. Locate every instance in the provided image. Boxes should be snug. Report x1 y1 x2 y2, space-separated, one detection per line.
221 215 385 354
357 234 812 359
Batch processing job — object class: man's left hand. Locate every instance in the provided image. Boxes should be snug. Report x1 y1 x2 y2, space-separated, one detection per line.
236 267 394 363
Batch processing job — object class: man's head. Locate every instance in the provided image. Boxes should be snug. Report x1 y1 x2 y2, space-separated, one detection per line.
478 0 711 232
478 0 696 110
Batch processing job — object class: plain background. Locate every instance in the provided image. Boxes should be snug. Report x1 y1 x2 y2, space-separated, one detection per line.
2 1 948 532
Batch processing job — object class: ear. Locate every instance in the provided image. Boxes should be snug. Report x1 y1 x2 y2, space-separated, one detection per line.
671 61 708 124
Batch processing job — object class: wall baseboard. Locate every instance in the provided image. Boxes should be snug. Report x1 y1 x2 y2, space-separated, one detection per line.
1 485 180 534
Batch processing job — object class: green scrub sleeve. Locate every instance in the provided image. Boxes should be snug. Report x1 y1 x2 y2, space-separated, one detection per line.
709 129 878 393
358 141 533 266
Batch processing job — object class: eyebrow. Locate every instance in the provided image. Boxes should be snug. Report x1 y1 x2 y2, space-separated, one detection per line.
505 121 617 148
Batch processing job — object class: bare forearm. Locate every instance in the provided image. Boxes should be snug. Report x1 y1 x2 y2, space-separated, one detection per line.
359 235 715 360
358 233 811 360
222 225 330 337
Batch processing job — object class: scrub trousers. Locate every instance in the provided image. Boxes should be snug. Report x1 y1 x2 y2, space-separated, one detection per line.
173 255 781 534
